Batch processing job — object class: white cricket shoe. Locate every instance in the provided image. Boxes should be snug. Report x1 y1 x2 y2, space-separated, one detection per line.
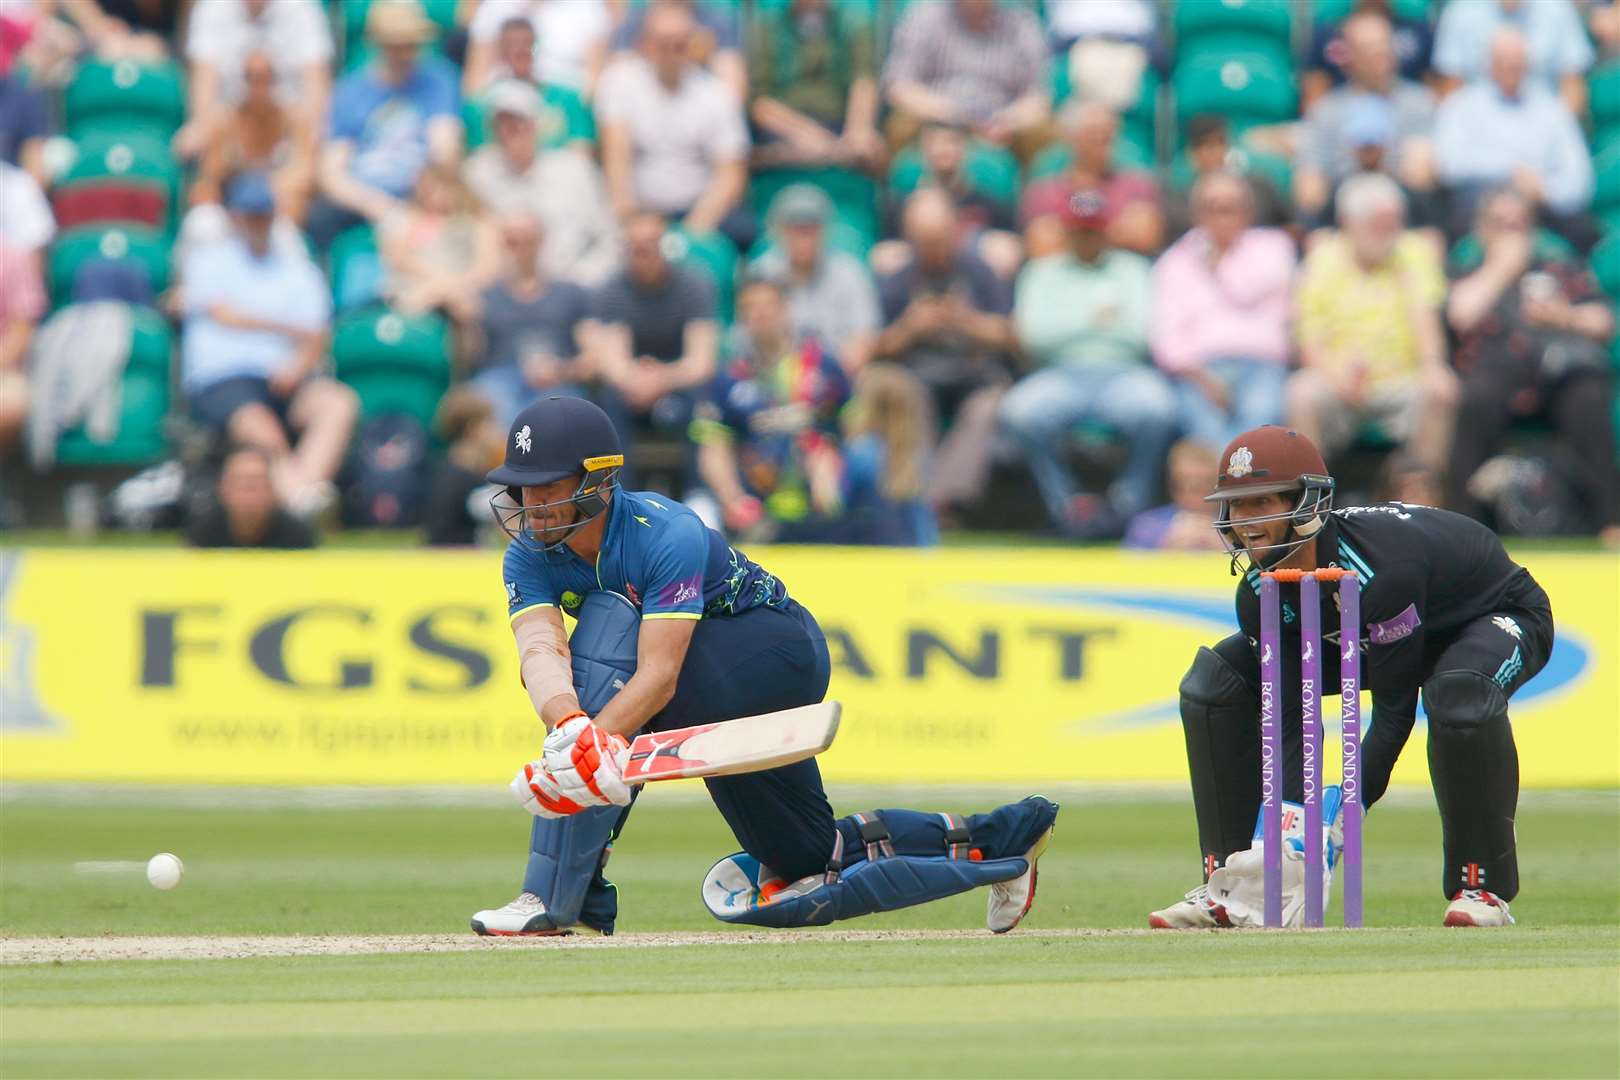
1444 889 1515 927
1148 884 1233 929
471 892 571 937
987 824 1054 933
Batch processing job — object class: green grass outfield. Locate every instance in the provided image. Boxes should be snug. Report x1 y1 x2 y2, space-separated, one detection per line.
2 787 1616 1078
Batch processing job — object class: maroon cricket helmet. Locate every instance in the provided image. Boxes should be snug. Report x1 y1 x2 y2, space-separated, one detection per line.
1205 425 1331 502
1204 426 1336 570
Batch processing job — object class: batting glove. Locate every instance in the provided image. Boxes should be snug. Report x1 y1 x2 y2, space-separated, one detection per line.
544 716 633 808
510 759 586 818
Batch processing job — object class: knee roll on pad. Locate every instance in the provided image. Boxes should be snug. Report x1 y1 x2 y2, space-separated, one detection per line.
570 591 640 716
1422 670 1508 737
1180 645 1255 707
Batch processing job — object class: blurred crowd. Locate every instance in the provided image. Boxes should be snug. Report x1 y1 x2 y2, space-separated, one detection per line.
3 0 1619 550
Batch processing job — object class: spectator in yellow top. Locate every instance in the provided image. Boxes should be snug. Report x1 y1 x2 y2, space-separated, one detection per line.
1288 172 1458 475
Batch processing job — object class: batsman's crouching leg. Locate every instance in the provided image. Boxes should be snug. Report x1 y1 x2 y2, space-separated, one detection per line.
701 797 1059 928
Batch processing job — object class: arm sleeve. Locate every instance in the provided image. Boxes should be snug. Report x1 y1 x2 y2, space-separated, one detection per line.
1541 102 1594 213
678 268 718 323
641 513 709 619
1553 3 1595 75
502 541 558 621
1360 688 1419 808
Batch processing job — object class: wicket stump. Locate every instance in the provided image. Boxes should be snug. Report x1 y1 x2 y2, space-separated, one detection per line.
1258 568 1363 929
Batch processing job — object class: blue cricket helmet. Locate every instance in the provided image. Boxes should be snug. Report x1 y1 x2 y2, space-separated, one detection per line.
488 397 624 550
488 395 623 488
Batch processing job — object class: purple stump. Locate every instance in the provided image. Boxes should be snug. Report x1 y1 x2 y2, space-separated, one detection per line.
1300 574 1323 928
1340 573 1363 928
1259 574 1283 928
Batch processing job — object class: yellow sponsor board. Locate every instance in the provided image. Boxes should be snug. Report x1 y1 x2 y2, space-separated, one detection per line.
1 549 1614 787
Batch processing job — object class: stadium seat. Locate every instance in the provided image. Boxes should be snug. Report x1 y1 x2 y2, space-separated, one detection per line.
1592 142 1620 222
1590 61 1620 151
50 133 180 234
750 166 882 252
1168 144 1293 206
888 142 1020 216
462 85 596 154
1174 0 1294 75
1027 135 1154 181
665 228 739 325
331 306 453 430
1172 50 1298 141
340 0 460 71
1591 233 1620 298
1313 0 1434 24
63 59 186 142
54 307 173 467
327 224 383 312
1447 228 1574 275
47 225 171 308
747 217 873 265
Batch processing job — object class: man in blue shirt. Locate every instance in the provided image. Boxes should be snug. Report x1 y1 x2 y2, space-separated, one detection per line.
1435 27 1593 233
181 172 358 517
309 0 462 247
471 395 1057 936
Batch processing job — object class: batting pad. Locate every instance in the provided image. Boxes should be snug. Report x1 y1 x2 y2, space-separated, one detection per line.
701 851 1027 928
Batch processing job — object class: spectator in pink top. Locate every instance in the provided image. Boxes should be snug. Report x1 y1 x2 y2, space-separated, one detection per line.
0 242 46 454
1150 171 1295 448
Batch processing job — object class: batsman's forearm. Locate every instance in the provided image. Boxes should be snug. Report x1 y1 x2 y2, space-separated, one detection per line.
592 669 679 737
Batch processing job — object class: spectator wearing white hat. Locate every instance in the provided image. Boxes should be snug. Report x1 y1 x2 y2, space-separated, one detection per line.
464 80 621 287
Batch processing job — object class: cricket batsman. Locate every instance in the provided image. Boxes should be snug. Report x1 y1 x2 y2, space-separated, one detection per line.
470 396 1058 936
1151 425 1553 929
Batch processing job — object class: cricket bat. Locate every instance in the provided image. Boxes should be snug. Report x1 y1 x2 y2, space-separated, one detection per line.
620 701 841 785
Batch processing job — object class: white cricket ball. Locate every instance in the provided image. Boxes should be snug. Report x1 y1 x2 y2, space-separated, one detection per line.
146 852 184 891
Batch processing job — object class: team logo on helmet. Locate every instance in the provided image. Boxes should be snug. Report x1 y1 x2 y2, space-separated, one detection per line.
515 425 532 454
1227 446 1254 478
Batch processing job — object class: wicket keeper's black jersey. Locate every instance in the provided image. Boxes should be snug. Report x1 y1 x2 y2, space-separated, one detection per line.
1234 503 1551 704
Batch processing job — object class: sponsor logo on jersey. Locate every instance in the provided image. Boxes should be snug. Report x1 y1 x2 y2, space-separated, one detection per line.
505 581 521 604
1368 603 1422 645
1492 615 1523 640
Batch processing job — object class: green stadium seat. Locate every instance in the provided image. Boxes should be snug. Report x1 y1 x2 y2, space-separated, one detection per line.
63 59 186 142
1593 142 1620 220
666 228 739 325
1591 62 1620 145
750 166 882 252
1028 136 1154 182
54 308 173 467
1173 51 1298 140
889 141 1020 214
1591 234 1620 298
327 224 383 312
747 217 873 264
1174 0 1294 60
462 83 596 153
47 225 171 307
332 306 453 429
1313 0 1434 24
1447 228 1575 275
51 133 181 234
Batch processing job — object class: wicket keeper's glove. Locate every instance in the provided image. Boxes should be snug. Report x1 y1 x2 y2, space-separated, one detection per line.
1207 786 1345 928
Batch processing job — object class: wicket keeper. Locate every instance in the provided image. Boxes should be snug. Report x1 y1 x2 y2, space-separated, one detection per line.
1152 425 1553 929
471 396 1057 936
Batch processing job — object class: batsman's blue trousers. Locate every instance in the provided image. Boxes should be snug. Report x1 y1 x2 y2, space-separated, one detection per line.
651 599 836 881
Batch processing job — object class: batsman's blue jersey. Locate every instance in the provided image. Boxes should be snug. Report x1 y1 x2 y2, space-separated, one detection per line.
502 489 788 622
